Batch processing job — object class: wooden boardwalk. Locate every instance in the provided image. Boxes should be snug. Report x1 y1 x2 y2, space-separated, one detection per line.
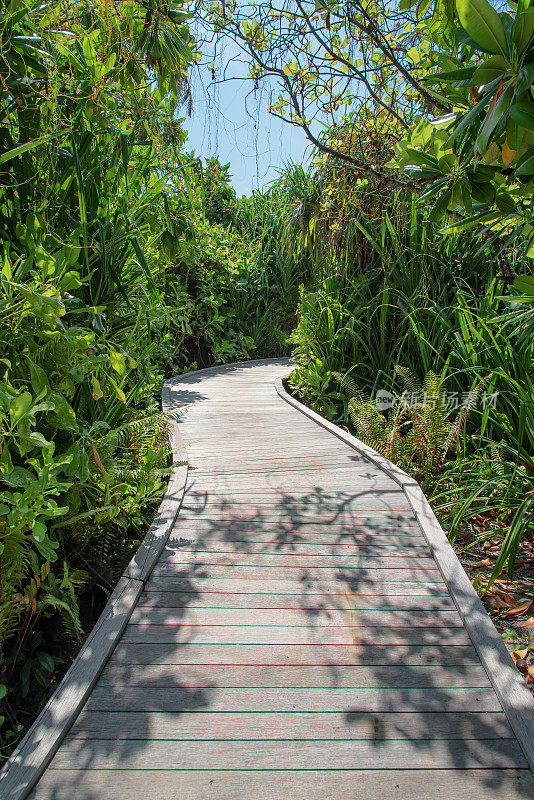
22 360 534 798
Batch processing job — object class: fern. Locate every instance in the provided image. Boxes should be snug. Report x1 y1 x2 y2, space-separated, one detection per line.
344 370 479 486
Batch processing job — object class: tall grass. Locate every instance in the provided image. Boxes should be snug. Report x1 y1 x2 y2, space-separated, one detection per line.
288 192 534 585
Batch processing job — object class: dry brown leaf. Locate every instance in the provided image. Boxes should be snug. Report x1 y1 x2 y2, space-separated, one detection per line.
493 588 519 607
502 141 516 167
518 616 534 629
92 444 105 475
528 665 534 682
503 600 532 616
487 80 504 116
512 648 529 661
472 558 493 568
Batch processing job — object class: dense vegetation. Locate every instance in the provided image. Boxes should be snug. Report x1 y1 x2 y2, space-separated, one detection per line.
2 0 534 766
0 0 307 760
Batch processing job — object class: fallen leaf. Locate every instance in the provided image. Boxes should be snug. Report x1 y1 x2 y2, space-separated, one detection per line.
472 558 493 568
503 600 532 616
528 665 534 682
513 648 529 661
488 594 508 609
493 588 519 607
518 616 534 629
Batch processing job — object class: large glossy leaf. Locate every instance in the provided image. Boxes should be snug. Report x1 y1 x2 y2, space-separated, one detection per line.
510 101 534 130
456 0 508 56
514 275 534 294
472 55 508 86
475 84 513 155
9 392 33 426
515 152 534 175
512 8 534 52
425 66 477 83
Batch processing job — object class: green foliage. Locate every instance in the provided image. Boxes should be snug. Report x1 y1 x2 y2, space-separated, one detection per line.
391 0 534 273
338 368 474 489
288 359 346 420
288 183 534 588
0 0 301 764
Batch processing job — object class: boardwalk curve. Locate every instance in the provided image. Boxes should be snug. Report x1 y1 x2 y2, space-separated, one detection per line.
2 358 534 799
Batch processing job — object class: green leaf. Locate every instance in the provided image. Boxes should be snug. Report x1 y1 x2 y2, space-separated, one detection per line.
82 29 100 69
0 132 65 166
509 101 534 130
429 187 453 222
515 152 534 175
91 376 103 401
109 349 127 378
514 59 534 95
456 0 508 56
475 85 513 155
427 66 478 84
441 209 501 232
495 189 517 213
26 431 53 448
108 374 126 403
514 275 534 293
512 8 534 52
10 392 33 425
403 148 440 168
473 55 508 86
59 271 82 293
26 358 48 400
47 393 77 431
36 651 55 672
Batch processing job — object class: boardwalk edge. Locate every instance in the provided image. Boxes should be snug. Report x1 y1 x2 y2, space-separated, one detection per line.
0 388 188 800
275 375 534 771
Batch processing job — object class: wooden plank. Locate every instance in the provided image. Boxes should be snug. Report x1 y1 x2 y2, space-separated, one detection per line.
51 737 525 771
175 510 420 523
171 520 425 536
137 590 457 611
99 663 490 689
145 576 451 595
70 709 516 741
84 685 501 713
178 507 414 521
158 551 437 569
129 606 465 629
151 564 443 582
28 768 534 800
190 456 370 470
120 624 471 646
193 472 397 487
169 533 428 548
182 489 408 502
110 643 481 667
166 539 433 556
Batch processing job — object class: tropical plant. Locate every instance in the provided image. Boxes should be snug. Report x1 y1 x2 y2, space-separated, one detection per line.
336 367 476 488
392 0 534 271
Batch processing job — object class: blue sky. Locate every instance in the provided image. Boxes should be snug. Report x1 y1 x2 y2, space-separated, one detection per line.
182 38 309 196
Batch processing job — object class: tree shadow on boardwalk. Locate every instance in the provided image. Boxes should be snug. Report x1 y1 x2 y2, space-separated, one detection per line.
28 362 534 799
